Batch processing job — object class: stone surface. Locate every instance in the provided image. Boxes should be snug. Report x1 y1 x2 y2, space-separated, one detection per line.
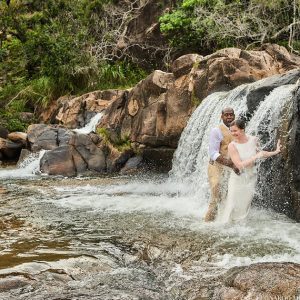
27 124 107 176
214 262 300 300
171 54 203 78
7 132 27 145
27 124 74 152
69 133 106 173
120 156 144 174
0 126 9 139
0 137 24 161
191 44 300 102
40 145 80 177
53 90 126 129
98 44 300 155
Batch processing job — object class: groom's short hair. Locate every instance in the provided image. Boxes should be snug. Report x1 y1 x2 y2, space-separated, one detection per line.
221 107 234 114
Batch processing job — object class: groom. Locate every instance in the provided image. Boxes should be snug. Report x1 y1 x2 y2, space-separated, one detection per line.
204 107 239 222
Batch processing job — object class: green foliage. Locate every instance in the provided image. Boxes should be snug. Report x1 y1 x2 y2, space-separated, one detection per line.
97 127 110 143
0 0 148 132
1 115 27 132
97 127 132 152
96 61 147 90
159 0 300 53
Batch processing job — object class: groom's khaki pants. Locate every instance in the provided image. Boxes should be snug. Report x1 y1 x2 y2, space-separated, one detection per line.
205 161 229 222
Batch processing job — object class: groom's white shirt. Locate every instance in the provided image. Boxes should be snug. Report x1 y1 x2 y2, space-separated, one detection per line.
208 122 230 161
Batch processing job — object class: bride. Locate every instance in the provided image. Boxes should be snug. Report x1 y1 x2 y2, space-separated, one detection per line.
217 119 281 223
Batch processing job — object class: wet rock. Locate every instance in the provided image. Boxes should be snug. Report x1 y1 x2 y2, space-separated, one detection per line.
27 124 108 176
69 133 106 173
40 145 87 177
246 69 300 115
105 144 133 173
17 149 33 167
142 147 175 172
120 156 144 174
0 137 23 161
0 127 9 139
215 262 300 300
0 276 30 292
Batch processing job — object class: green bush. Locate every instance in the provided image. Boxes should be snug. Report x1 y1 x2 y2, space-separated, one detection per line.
159 0 300 53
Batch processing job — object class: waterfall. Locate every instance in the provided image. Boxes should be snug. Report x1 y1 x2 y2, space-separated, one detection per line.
170 80 297 208
246 84 295 147
169 84 249 194
0 150 45 178
73 112 103 134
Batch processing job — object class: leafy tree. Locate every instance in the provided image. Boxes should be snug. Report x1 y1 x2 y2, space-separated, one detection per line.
0 0 148 131
160 0 300 54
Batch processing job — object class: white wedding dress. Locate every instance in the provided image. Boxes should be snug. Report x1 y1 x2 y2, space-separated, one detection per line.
217 135 257 223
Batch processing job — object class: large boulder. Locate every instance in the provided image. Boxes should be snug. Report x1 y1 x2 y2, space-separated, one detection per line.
0 137 24 161
27 124 107 176
214 262 300 300
7 132 27 146
98 44 300 165
40 145 87 177
68 133 106 173
51 90 127 129
191 44 300 101
27 124 73 151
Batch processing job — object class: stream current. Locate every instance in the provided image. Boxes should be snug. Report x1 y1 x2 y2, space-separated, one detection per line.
0 172 299 299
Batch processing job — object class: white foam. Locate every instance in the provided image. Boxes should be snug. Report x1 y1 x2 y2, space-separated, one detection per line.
73 112 103 134
0 150 45 179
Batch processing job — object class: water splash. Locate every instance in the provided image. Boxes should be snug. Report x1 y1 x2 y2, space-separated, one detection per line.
0 150 45 178
73 112 103 134
169 81 297 215
169 84 249 205
246 84 295 147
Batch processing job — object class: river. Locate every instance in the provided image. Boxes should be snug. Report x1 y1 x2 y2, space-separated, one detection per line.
0 169 299 299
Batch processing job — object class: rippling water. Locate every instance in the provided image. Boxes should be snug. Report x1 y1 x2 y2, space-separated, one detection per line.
0 171 299 299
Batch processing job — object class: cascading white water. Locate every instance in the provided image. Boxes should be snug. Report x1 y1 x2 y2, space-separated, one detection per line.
169 84 249 196
170 81 297 210
0 150 45 178
73 112 103 134
246 84 295 146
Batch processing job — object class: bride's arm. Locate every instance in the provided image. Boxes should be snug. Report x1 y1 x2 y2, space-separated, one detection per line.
228 143 256 171
255 139 282 159
229 139 282 172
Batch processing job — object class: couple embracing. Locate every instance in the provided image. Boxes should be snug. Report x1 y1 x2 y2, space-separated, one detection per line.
204 107 281 223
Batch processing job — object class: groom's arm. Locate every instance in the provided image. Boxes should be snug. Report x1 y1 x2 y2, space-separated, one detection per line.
209 128 240 174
